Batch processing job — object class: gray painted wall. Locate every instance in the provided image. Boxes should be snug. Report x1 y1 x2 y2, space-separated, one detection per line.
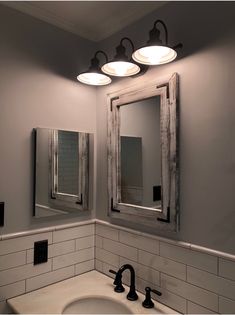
0 3 234 255
0 5 97 234
96 2 235 254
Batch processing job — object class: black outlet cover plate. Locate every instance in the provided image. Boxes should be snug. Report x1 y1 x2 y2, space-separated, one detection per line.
0 202 4 227
34 240 48 265
153 186 161 201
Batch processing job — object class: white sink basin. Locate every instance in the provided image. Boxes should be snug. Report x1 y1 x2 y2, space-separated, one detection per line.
63 296 133 314
7 271 178 314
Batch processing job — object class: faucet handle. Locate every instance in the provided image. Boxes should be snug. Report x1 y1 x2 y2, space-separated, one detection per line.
108 269 125 293
109 269 117 275
142 287 162 308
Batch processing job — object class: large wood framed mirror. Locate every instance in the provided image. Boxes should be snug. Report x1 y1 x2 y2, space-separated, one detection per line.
107 73 179 231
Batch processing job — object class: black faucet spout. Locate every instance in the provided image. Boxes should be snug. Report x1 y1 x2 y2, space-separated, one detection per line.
116 264 138 301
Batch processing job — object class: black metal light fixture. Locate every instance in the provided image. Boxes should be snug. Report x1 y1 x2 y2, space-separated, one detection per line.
132 20 182 66
102 37 140 77
77 51 112 86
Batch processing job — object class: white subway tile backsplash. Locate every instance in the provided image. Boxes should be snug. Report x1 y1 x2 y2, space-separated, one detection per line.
219 296 235 314
0 233 52 255
120 231 159 254
103 238 138 261
50 240 76 258
219 258 235 281
76 235 94 250
102 262 117 279
27 240 76 263
187 266 235 300
95 259 103 272
136 277 187 314
0 220 234 315
0 281 25 301
53 224 94 243
119 256 160 285
96 224 119 241
95 247 119 267
187 301 217 314
160 242 218 273
0 260 52 287
139 250 186 280
138 263 160 286
26 266 74 292
161 273 219 312
95 235 103 248
158 287 187 314
75 259 94 275
0 251 26 271
53 247 94 270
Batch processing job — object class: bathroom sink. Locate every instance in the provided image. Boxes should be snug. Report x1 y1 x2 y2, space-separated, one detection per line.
62 296 133 314
8 271 178 314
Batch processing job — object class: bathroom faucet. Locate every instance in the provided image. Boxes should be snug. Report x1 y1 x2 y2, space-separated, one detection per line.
109 264 138 301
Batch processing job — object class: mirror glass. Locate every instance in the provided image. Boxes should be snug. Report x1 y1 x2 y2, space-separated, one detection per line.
119 96 161 208
34 127 89 218
57 130 79 196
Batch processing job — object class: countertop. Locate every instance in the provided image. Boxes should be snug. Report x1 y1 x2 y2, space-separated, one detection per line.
8 270 178 314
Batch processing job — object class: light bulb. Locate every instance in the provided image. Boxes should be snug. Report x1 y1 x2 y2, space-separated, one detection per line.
102 61 140 77
77 72 111 86
132 45 177 65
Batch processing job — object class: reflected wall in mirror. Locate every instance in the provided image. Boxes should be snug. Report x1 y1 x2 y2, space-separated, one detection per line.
108 73 179 231
34 128 89 218
120 97 161 208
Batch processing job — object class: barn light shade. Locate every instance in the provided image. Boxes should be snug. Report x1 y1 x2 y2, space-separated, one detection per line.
77 20 182 86
77 51 111 86
132 20 178 66
102 37 140 77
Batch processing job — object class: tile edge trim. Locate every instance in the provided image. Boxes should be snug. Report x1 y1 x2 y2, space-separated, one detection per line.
1 219 96 240
95 219 235 262
1 219 234 261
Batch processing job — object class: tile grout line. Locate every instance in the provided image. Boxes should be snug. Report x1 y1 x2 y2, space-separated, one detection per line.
160 271 222 302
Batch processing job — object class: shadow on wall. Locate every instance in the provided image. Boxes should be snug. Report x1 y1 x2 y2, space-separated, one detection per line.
0 4 96 82
164 2 235 58
96 2 235 65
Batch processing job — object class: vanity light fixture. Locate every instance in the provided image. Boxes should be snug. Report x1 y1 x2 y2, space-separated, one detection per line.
77 51 112 86
132 20 182 66
102 37 140 77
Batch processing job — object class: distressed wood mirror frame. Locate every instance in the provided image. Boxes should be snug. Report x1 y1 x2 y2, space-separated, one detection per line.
107 73 179 231
50 130 89 211
33 128 89 218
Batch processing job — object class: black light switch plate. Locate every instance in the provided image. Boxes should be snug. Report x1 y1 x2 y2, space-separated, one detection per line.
34 240 48 265
0 202 4 227
153 186 161 201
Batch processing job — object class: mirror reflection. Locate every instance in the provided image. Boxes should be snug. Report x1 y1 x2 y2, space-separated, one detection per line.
57 130 79 196
34 128 89 218
119 96 161 208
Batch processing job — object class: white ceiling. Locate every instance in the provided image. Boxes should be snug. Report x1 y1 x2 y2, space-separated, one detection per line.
3 1 165 42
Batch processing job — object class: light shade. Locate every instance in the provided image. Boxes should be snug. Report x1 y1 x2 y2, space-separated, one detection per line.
77 72 111 86
101 37 140 77
102 61 140 77
132 19 179 66
132 46 177 66
77 50 111 86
